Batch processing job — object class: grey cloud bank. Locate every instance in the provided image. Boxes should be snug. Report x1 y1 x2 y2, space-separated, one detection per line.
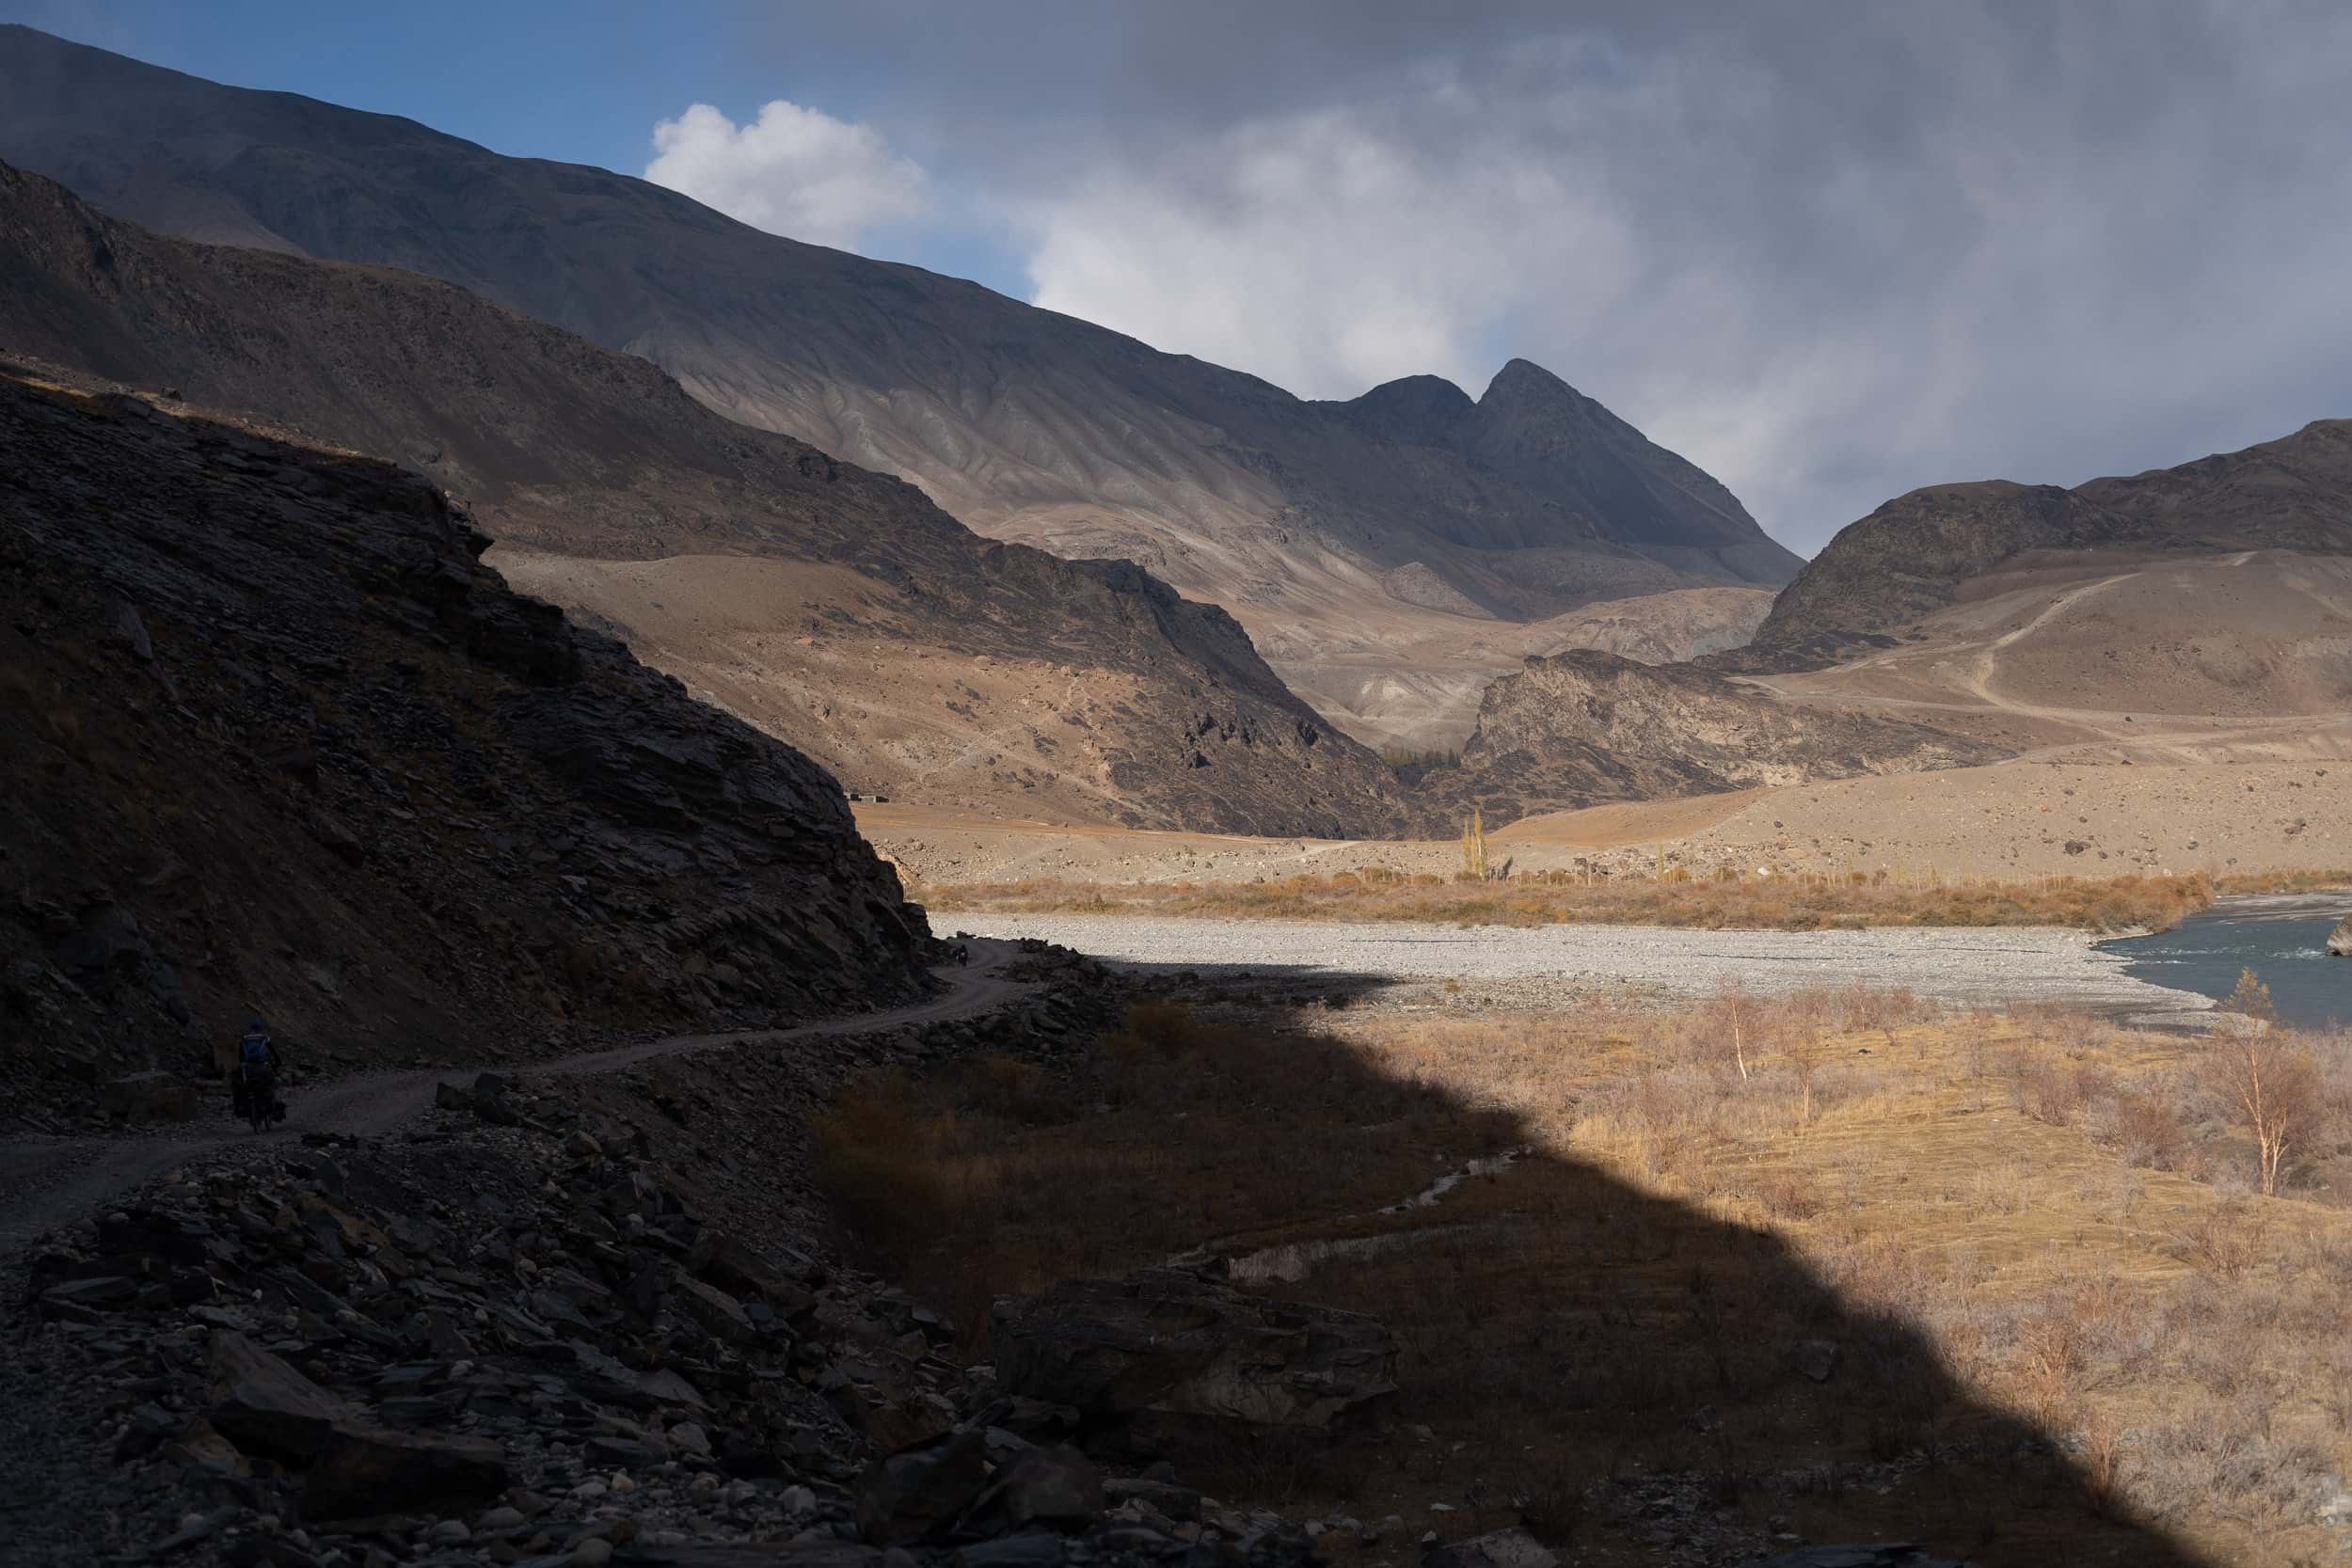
672 2 2352 556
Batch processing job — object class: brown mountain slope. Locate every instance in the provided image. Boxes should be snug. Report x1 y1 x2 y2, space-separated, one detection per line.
1278 585 1775 753
1487 420 2352 825
1752 549 2352 768
1747 420 2352 663
0 160 1405 837
0 369 924 1103
1415 650 2008 831
0 24 1797 748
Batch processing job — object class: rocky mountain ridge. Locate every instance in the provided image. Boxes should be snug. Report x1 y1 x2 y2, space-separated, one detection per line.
1418 650 2009 831
1276 584 1776 754
1326 360 1788 576
1747 420 2352 664
0 159 1406 839
0 24 1797 747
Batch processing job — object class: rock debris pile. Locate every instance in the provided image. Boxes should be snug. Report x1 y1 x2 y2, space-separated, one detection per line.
5 958 1339 1568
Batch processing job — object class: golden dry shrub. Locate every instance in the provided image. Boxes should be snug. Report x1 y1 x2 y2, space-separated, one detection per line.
2200 1022 2319 1196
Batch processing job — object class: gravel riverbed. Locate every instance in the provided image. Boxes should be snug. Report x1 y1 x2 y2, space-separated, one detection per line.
957 913 2213 1022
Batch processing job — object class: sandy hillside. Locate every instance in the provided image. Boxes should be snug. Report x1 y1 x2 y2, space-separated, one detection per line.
1756 550 2352 761
867 757 2352 886
493 549 1168 826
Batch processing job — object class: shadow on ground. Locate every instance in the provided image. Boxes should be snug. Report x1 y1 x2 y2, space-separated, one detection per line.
818 990 2229 1567
1087 962 1411 1012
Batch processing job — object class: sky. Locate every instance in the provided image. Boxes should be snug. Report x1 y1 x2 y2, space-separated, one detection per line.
10 1 2352 557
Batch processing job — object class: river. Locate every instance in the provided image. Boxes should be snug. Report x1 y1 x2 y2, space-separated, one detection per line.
2097 893 2352 1030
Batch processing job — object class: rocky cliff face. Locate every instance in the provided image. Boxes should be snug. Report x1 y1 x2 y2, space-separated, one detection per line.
0 160 1406 838
1417 651 2008 829
0 25 1796 746
1746 420 2352 664
0 370 927 1101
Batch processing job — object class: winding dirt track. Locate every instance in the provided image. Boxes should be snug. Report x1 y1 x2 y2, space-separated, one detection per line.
0 942 1027 1256
1962 570 2142 719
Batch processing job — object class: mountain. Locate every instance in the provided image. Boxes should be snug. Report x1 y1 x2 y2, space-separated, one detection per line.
1745 420 2352 663
1665 418 2352 792
1415 651 2006 830
0 160 1406 838
1325 361 1789 578
1285 584 1775 753
1394 417 2352 830
0 365 927 1101
1394 414 2352 831
0 24 1800 748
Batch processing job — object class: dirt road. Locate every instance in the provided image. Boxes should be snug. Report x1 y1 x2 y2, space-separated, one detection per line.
0 943 1027 1256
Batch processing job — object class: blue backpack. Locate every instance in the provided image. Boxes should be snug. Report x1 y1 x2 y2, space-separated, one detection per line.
239 1032 271 1065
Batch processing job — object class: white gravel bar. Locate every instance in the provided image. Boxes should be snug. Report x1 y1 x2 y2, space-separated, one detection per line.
960 912 2212 1022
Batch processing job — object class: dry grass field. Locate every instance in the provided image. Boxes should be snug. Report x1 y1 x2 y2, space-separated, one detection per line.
813 988 2352 1566
916 867 2352 933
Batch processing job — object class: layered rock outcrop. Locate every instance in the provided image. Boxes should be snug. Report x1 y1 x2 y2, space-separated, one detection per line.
0 371 923 1101
1418 650 2007 829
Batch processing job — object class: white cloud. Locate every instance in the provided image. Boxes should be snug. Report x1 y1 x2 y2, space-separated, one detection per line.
1024 103 1633 402
645 100 927 249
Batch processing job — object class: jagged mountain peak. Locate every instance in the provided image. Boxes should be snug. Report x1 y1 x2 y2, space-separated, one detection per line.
1480 356 1584 404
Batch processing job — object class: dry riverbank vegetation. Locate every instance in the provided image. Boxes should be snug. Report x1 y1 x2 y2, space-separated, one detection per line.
916 868 2262 931
814 988 2352 1567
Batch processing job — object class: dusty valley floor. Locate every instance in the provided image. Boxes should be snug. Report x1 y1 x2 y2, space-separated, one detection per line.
861 757 2352 887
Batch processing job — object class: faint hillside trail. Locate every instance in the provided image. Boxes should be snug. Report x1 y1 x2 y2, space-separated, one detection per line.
0 942 1027 1256
1963 569 2141 719
1168 1147 1531 1284
1766 555 2352 759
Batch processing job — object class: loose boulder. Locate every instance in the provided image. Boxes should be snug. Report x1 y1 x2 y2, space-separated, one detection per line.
856 1428 992 1545
1102 1476 1199 1522
300 1423 508 1520
990 1268 1396 1433
968 1446 1103 1532
671 1272 758 1346
55 901 152 989
2328 915 2352 956
208 1330 350 1464
105 596 153 660
689 1229 818 1313
99 1070 199 1122
1788 1338 1841 1385
1424 1528 1559 1568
